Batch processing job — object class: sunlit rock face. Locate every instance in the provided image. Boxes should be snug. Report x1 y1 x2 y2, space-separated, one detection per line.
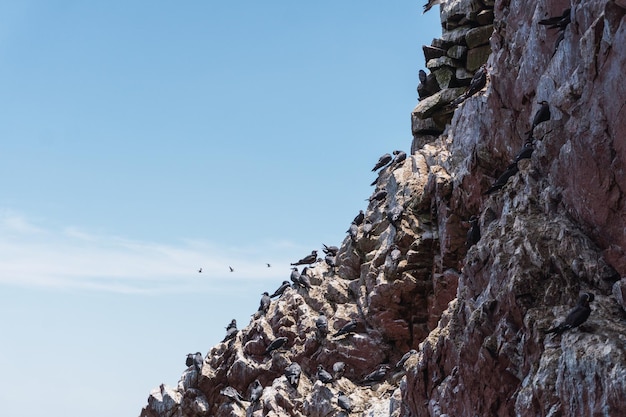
140 1 626 416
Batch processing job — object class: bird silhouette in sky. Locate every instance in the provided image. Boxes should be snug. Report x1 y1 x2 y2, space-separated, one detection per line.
229 266 234 272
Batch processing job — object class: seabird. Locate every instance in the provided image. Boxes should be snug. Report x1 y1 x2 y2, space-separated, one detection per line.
265 336 288 355
198 268 202 273
352 210 365 226
363 364 390 384
223 319 238 342
325 255 336 270
249 379 263 402
220 386 245 406
333 361 346 379
299 269 313 290
316 312 329 339
258 292 271 315
514 140 534 162
395 349 417 369
290 267 302 287
186 353 194 367
538 8 571 30
270 281 291 298
452 65 487 106
266 263 271 268
317 364 334 384
347 222 358 242
419 69 427 84
337 391 352 413
229 266 234 272
193 352 203 373
392 150 407 167
334 319 358 337
466 215 481 249
484 162 519 195
526 101 551 138
284 362 302 388
362 219 373 238
322 244 339 256
372 153 392 172
290 250 318 266
368 189 388 203
545 292 594 334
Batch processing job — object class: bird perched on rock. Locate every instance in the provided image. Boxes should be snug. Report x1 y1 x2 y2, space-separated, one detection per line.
337 391 352 413
484 162 519 195
291 250 318 266
193 352 203 372
270 281 291 298
322 244 339 256
265 336 288 355
284 362 302 388
299 269 313 290
220 386 245 406
526 101 551 138
347 222 358 242
362 219 373 238
539 8 571 52
316 312 329 339
352 210 365 226
249 379 263 402
368 189 388 203
289 267 302 287
333 361 346 379
545 292 594 334
372 153 392 171
466 216 481 249
258 292 271 315
392 150 407 168
363 364 390 384
334 319 358 337
395 349 417 369
185 353 194 367
325 255 336 270
223 319 238 342
452 65 487 105
317 364 334 384
514 140 534 163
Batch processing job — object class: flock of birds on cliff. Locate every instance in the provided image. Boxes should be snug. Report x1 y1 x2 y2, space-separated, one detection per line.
180 7 593 415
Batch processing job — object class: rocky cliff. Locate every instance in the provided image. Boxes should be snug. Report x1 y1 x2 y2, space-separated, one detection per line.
140 1 626 416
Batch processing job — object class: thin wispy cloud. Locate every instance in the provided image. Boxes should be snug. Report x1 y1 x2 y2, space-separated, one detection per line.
0 210 302 294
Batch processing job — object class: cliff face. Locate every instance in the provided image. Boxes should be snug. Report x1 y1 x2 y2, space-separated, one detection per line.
140 1 626 416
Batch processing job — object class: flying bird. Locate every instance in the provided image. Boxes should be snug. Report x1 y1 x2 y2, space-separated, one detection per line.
229 266 234 272
291 250 318 266
545 292 594 334
372 153 392 172
198 268 202 273
266 263 271 268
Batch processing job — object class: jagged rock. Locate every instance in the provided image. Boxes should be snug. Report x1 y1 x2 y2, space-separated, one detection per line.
423 45 447 61
612 278 626 312
433 67 455 89
475 9 494 26
465 24 494 48
426 56 461 70
465 44 491 71
412 87 467 119
446 45 467 60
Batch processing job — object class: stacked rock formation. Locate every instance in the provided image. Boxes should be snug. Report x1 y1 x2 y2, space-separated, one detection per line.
141 0 626 416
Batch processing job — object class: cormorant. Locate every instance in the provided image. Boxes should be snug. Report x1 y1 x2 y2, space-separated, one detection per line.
514 140 534 162
291 250 318 266
186 353 194 367
452 65 487 105
265 336 288 355
545 292 594 334
325 255 336 270
270 281 291 298
526 101 551 138
317 364 334 384
372 153 392 171
337 391 352 413
484 162 519 195
466 215 481 249
352 210 365 226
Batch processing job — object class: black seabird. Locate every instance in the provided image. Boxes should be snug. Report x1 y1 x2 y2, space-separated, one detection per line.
317 364 334 384
270 281 291 298
333 361 346 379
249 379 263 402
229 266 234 272
539 8 571 29
363 364 390 384
299 269 313 290
337 391 352 413
198 268 202 273
545 292 594 334
395 349 417 369
368 189 388 203
514 140 534 162
291 250 318 266
392 150 407 167
290 267 302 287
186 353 194 367
362 219 373 239
347 222 358 242
453 65 487 105
193 352 203 373
223 319 238 342
258 292 271 315
334 319 358 337
322 244 339 256
284 362 302 388
526 101 551 138
316 312 329 339
220 386 245 406
484 162 519 195
352 210 365 226
466 215 481 249
325 255 336 270
372 153 392 172
265 336 288 355
266 263 271 268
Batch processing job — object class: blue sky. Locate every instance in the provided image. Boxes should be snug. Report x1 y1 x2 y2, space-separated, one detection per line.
0 1 440 415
